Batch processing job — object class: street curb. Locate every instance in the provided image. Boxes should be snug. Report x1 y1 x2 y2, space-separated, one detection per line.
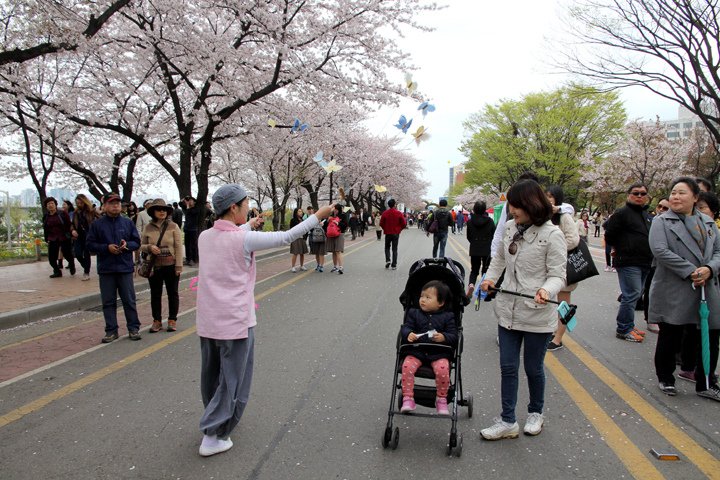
0 245 292 330
0 270 199 331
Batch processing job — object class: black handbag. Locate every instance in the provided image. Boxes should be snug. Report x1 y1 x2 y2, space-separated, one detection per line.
137 221 169 278
566 239 599 285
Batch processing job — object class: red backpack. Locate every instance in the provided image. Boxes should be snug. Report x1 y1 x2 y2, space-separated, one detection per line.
326 217 341 238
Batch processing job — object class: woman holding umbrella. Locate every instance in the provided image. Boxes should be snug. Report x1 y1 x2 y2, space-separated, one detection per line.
649 177 720 401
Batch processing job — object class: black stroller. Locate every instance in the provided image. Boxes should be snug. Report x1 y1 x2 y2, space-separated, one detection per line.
381 257 473 457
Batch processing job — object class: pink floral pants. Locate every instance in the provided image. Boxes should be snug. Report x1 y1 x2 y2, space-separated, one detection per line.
401 355 450 398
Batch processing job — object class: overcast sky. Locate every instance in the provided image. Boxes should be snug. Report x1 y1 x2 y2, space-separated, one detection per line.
1 0 680 202
367 0 679 202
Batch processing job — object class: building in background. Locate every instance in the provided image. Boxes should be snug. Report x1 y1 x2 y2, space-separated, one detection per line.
48 187 76 203
655 106 706 140
19 189 38 207
448 163 466 190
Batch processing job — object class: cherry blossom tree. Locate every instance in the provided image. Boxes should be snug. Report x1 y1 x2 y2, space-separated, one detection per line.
1 0 437 218
581 119 691 199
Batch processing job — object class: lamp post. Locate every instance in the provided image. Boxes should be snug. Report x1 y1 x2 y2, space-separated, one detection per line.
0 189 10 248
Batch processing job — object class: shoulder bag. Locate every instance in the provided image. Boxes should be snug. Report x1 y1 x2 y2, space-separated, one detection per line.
566 238 599 285
138 221 169 278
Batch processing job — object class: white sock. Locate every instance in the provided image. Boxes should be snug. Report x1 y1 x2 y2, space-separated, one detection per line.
201 434 219 448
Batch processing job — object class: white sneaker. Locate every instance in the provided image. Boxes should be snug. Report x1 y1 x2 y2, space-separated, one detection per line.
81 273 90 281
604 266 611 272
523 413 544 435
480 418 520 440
299 265 307 271
199 435 233 457
291 267 297 273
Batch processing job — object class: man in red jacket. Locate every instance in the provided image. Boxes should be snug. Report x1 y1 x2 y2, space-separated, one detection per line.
379 199 407 270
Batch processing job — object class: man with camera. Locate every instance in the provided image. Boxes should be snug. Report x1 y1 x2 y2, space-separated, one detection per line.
86 193 142 343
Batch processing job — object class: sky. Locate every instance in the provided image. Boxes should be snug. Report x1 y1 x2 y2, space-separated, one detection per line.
366 0 679 202
0 0 680 203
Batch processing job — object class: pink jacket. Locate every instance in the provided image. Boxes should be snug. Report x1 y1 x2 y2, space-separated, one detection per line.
196 217 319 339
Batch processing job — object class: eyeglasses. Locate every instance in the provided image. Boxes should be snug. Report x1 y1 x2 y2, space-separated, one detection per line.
508 231 523 255
630 191 648 197
657 205 669 211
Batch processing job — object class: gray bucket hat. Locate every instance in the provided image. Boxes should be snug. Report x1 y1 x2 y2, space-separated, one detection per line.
213 184 248 214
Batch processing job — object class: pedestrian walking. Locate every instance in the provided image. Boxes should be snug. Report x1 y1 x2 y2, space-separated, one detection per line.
379 199 407 270
426 199 451 258
42 197 76 278
195 183 331 457
349 211 360 240
326 204 347 274
465 200 495 294
86 193 142 343
545 185 580 352
648 177 720 401
455 208 465 233
604 182 653 343
479 180 567 440
73 194 100 281
289 207 309 272
308 214 327 272
141 199 183 333
577 212 590 244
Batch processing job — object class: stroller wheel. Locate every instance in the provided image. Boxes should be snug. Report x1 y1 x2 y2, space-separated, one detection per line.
390 427 400 450
381 426 392 449
454 433 463 457
465 395 474 418
447 432 457 456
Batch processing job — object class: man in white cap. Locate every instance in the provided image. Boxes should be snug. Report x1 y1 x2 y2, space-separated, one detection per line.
195 184 332 457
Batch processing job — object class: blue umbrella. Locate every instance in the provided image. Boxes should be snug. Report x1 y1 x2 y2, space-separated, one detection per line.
700 286 711 390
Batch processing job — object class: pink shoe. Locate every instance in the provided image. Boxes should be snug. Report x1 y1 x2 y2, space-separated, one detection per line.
400 396 416 413
436 397 449 415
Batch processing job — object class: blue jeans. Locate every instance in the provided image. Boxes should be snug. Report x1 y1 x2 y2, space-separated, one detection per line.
498 326 552 423
432 232 448 258
99 272 141 334
615 266 650 334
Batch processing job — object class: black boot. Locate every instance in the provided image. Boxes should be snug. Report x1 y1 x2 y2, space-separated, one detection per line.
69 262 76 275
49 268 62 278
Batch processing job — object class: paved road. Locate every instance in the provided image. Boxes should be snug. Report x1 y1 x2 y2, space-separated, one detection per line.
0 229 718 479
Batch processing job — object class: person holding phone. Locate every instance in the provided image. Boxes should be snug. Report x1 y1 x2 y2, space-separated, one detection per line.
86 193 142 343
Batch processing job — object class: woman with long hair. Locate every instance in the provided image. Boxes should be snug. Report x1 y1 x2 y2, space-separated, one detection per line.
545 185 580 352
73 194 100 280
289 207 309 272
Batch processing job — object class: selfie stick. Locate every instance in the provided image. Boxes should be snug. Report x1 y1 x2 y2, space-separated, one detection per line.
488 286 578 326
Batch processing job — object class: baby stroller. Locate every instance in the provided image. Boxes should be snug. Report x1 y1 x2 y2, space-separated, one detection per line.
381 257 473 457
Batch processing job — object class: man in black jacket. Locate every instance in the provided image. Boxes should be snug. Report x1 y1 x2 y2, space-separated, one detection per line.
427 199 451 258
604 182 654 343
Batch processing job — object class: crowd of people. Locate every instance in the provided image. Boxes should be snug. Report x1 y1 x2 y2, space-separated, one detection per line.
37 174 720 456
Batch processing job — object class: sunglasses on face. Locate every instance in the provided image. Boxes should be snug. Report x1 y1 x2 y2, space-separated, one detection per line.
508 231 523 255
657 205 669 211
630 191 648 197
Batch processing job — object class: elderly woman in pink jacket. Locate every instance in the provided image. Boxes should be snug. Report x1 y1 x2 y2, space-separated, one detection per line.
196 184 332 457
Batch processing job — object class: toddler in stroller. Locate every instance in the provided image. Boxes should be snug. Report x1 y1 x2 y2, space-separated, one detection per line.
381 257 472 456
400 280 458 415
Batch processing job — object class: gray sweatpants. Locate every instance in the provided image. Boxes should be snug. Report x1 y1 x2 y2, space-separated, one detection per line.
199 328 255 439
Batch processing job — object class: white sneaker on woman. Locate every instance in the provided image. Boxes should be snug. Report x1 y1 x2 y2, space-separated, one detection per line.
523 413 544 435
480 418 519 440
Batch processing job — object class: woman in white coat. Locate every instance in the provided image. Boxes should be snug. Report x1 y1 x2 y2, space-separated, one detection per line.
480 179 567 440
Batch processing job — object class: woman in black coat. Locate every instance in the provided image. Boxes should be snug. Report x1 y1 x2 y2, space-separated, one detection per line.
466 200 496 290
